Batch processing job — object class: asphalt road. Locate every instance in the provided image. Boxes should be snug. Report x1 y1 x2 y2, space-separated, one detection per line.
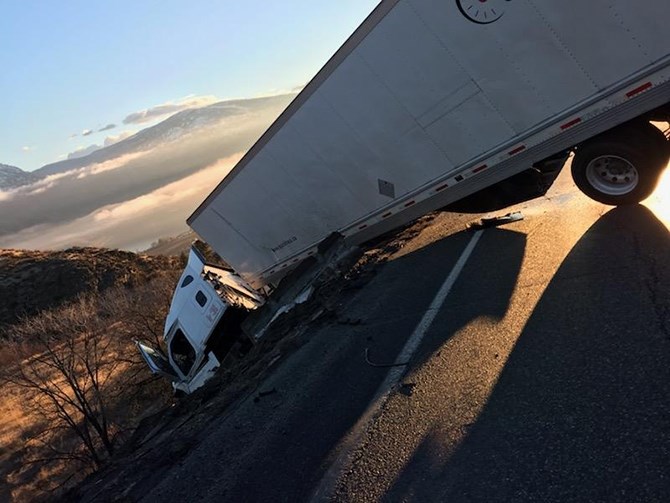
142 167 670 503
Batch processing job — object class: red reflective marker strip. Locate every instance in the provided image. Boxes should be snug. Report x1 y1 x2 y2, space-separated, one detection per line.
404 200 416 207
509 145 526 156
435 183 449 192
472 164 488 173
358 224 368 230
561 117 582 130
382 212 393 218
626 82 652 98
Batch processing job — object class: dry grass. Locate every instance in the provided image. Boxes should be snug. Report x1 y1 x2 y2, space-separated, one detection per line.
0 372 84 502
0 381 36 502
0 342 173 502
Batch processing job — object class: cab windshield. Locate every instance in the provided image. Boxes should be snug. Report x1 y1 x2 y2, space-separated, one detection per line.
170 328 197 377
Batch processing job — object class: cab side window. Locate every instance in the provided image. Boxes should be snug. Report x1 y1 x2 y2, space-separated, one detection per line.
195 290 207 307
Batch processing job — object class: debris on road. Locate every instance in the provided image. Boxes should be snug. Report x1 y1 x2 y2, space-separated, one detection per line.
337 317 364 326
254 388 278 403
467 211 524 230
365 347 409 368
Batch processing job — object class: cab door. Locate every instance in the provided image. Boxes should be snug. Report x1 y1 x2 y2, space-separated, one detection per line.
136 341 179 381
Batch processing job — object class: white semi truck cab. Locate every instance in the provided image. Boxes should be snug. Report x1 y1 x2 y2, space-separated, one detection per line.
137 246 265 394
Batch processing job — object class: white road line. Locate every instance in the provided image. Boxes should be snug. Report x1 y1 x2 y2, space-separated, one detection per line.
311 230 484 502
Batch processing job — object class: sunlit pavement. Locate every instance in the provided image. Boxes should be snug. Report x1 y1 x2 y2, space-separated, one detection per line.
643 162 670 231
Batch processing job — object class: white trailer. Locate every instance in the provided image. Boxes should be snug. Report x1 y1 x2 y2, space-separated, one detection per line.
189 0 670 289
140 0 670 392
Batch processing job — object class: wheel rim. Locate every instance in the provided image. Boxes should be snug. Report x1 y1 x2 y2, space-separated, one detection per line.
585 155 639 196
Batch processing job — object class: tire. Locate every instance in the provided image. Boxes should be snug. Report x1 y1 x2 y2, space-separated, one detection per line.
571 133 665 205
633 121 670 166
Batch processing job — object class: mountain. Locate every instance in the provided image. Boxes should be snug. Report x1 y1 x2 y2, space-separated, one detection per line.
0 164 38 190
34 94 296 178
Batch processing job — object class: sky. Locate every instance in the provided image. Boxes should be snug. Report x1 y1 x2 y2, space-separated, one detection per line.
1 0 379 171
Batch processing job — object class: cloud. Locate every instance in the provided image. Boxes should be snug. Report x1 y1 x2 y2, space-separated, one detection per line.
93 152 242 224
0 150 152 204
82 129 93 136
61 132 133 161
22 146 32 152
0 170 73 202
103 131 134 147
123 95 219 125
75 151 148 179
69 133 78 139
67 144 101 160
0 153 243 251
98 123 116 132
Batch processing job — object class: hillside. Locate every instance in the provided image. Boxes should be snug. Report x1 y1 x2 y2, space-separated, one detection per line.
0 164 38 190
0 247 183 330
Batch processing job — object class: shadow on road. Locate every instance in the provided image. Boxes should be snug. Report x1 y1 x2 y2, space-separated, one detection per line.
400 226 528 375
386 205 670 502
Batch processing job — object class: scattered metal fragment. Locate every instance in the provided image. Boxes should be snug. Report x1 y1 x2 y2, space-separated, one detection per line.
266 354 282 367
467 211 524 230
253 388 278 403
337 317 363 326
364 347 409 368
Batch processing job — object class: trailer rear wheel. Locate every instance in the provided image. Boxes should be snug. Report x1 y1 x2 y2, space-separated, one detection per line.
571 133 665 205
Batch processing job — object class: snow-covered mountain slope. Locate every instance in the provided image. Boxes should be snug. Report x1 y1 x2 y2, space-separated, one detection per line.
0 164 38 190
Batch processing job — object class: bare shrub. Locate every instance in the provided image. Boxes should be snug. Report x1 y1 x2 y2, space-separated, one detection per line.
2 296 122 469
102 269 180 350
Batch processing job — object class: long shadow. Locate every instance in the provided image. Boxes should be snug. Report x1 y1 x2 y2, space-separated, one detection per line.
386 205 670 502
358 226 528 380
408 226 528 375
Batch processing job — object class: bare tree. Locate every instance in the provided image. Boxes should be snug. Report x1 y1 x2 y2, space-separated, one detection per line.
102 270 180 349
0 271 179 470
2 296 122 468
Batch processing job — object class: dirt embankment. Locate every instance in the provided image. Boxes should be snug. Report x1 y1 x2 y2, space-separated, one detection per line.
0 247 183 330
